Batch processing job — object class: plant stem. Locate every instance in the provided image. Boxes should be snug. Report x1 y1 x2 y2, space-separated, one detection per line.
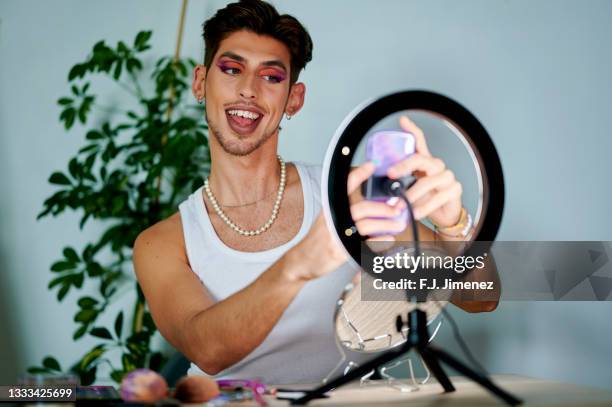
93 102 129 115
132 297 145 334
154 0 188 205
128 71 145 101
131 0 188 337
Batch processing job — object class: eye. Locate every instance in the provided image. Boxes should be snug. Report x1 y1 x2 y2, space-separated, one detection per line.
262 74 283 83
260 69 286 84
222 67 241 75
217 61 242 76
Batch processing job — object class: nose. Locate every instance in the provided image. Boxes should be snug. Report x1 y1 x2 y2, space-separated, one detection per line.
239 75 257 100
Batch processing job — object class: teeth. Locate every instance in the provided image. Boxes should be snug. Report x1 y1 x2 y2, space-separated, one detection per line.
228 109 260 120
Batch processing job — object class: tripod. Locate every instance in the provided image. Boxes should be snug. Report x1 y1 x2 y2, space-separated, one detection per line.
289 308 522 405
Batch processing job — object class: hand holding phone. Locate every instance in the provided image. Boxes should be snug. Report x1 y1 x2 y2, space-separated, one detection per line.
359 130 416 235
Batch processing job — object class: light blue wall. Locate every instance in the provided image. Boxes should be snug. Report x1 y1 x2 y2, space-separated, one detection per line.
1 0 611 389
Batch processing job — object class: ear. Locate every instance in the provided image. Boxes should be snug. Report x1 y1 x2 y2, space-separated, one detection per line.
192 64 207 101
285 82 306 117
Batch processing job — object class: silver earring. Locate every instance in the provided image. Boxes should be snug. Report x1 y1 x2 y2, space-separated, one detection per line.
197 97 203 104
286 113 292 120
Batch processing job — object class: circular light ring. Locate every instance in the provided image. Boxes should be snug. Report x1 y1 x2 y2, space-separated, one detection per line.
321 90 505 272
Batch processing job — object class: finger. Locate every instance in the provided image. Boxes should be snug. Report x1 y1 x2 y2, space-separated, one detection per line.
366 235 396 253
355 218 406 236
411 191 434 210
412 182 462 220
387 153 445 178
406 170 456 203
347 162 376 194
400 116 431 157
350 200 402 221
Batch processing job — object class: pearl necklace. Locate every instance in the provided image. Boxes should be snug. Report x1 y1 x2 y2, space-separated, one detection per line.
204 155 286 236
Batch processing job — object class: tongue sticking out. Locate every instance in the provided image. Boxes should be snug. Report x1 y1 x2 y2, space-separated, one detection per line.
226 112 261 136
230 115 255 127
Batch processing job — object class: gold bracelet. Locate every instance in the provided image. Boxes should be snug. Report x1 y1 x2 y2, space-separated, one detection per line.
430 208 472 238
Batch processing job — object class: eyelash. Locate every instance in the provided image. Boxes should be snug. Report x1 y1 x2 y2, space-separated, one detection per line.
262 74 283 84
219 64 284 83
222 66 241 75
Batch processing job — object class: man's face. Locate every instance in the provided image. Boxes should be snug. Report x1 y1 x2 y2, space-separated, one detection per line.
193 30 304 157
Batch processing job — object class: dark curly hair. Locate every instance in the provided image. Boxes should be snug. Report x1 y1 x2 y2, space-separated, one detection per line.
202 0 313 84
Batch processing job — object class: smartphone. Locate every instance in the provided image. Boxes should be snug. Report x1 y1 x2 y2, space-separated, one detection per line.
360 130 416 235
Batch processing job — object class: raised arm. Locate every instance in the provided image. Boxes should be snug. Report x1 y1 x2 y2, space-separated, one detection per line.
133 213 346 375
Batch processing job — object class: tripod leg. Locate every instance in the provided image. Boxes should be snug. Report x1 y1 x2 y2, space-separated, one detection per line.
288 343 411 405
429 345 522 406
419 347 455 392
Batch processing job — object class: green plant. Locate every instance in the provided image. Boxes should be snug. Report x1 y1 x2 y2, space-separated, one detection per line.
28 30 209 385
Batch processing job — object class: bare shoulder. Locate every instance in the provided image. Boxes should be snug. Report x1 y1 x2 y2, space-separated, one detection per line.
134 212 186 262
132 212 214 358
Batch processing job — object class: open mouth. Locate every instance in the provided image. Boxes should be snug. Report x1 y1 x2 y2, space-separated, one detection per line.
225 107 263 136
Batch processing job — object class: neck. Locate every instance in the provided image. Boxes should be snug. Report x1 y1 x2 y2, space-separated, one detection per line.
207 138 282 207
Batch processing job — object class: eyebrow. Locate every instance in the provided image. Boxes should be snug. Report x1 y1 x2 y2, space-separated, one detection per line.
219 51 287 72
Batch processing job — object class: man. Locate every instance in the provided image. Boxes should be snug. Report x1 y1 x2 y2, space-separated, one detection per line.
133 0 494 385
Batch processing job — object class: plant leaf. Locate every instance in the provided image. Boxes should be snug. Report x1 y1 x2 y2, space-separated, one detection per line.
68 158 79 178
68 63 85 81
63 247 80 263
43 356 62 372
49 172 71 185
80 346 105 370
113 60 123 80
73 325 88 341
110 370 125 383
51 261 75 272
79 367 97 386
48 275 67 289
72 272 84 288
90 327 113 340
77 296 98 309
134 31 152 50
114 311 123 338
86 262 104 277
118 41 129 54
79 144 98 154
57 283 70 301
75 309 97 323
79 213 91 230
27 367 50 374
86 130 104 140
65 109 76 129
121 354 137 372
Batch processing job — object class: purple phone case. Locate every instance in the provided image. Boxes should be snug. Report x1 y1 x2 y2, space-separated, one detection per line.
366 130 416 176
364 130 416 235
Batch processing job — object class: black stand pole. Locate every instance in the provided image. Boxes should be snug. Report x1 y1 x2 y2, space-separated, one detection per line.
288 309 522 405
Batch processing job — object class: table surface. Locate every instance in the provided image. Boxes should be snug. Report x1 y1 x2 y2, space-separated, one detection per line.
265 375 612 407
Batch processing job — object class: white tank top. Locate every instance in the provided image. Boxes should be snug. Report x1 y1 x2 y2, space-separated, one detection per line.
178 161 356 384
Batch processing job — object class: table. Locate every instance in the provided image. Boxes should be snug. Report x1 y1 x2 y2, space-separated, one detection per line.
266 375 612 406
